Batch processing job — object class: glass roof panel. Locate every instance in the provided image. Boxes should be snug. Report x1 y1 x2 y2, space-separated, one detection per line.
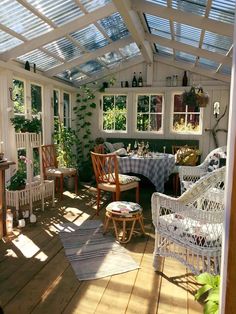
70 24 109 51
174 23 201 47
43 37 83 61
26 0 84 26
79 60 104 74
98 51 122 65
154 44 173 56
172 0 207 16
209 0 235 24
0 31 23 52
119 43 141 58
145 14 171 39
17 49 62 70
0 0 52 40
56 69 88 83
198 57 219 70
146 0 167 6
219 65 231 75
202 31 232 55
98 12 129 41
80 0 111 12
175 51 196 63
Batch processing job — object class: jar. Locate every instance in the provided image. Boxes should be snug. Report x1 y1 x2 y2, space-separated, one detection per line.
166 76 172 87
172 75 178 87
6 209 13 235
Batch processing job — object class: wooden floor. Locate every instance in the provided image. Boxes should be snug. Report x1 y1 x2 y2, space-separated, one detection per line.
0 183 203 314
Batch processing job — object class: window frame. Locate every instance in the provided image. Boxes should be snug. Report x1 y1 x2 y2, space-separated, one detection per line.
170 91 203 135
63 91 71 128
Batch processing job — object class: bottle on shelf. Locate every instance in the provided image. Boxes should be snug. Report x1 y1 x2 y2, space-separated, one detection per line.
182 71 188 86
132 72 137 87
6 209 13 235
138 72 143 87
172 75 178 87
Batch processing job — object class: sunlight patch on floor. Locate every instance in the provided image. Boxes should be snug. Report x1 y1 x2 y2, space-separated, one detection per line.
12 234 42 258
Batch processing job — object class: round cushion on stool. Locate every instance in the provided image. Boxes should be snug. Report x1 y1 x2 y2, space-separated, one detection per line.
106 201 142 217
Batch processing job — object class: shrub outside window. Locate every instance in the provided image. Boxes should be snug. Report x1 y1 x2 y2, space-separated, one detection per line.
31 84 42 115
136 94 163 132
172 94 201 134
13 79 25 115
102 95 127 131
63 92 71 127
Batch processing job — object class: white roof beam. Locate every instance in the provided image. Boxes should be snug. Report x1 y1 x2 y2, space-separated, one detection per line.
0 2 117 61
167 0 176 59
46 36 133 76
112 0 153 64
78 55 145 86
154 55 230 83
216 45 233 73
147 33 232 66
132 0 233 37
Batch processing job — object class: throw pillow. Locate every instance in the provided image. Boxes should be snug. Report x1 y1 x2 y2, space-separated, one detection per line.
118 174 140 184
104 142 115 153
207 154 220 172
113 142 124 150
175 146 200 166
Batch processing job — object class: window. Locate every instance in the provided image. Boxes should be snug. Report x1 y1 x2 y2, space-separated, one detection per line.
136 94 163 132
63 92 71 127
53 89 59 131
102 95 127 131
172 94 201 134
13 79 25 115
31 84 42 115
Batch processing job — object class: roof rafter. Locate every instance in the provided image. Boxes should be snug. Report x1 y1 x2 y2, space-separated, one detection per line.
132 0 233 37
112 0 153 64
46 36 133 76
147 33 232 66
154 55 230 83
0 2 117 61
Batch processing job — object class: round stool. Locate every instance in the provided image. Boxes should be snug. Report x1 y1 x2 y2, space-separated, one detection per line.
103 201 146 243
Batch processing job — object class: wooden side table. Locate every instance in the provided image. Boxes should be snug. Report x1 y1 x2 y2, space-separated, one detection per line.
0 161 15 238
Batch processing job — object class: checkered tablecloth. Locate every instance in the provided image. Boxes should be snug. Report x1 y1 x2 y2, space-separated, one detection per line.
118 153 175 192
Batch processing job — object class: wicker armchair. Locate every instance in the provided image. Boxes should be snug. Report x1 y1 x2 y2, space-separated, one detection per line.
178 146 227 194
151 167 225 275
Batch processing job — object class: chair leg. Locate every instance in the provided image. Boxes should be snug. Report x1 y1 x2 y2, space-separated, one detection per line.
136 185 140 203
115 191 120 201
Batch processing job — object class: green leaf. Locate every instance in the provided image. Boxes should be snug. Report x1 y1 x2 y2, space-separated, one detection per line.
196 273 217 286
206 287 220 303
90 102 96 108
204 300 219 314
195 285 212 300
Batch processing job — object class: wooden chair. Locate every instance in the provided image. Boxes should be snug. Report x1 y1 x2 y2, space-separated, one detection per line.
171 145 198 196
41 144 78 199
91 152 140 214
94 144 105 154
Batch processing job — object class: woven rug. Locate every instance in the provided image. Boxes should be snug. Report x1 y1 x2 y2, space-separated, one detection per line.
59 220 140 281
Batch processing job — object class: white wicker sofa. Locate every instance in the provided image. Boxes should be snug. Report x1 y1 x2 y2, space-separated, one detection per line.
151 167 225 275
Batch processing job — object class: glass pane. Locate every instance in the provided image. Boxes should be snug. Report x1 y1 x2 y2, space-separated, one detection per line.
173 114 186 131
63 93 70 127
150 114 162 131
173 94 185 112
53 90 59 117
145 14 171 39
103 113 114 130
187 114 200 132
137 114 149 131
115 114 126 131
137 96 149 113
115 95 126 110
98 12 129 41
0 31 23 52
31 84 42 114
151 95 162 112
103 96 114 111
80 0 111 12
13 79 25 114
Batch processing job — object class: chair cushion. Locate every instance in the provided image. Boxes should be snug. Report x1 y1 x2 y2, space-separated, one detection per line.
45 167 77 177
104 142 115 153
118 174 140 184
207 154 220 172
106 201 142 215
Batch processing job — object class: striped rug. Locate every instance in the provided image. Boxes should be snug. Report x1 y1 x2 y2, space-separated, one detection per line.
59 220 140 281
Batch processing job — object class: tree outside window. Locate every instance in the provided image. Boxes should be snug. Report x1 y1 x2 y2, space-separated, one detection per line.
53 89 59 132
13 79 25 115
102 95 127 131
31 84 42 115
136 95 163 132
63 92 71 127
172 94 201 134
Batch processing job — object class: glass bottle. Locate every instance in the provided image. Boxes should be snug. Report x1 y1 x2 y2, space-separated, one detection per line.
172 75 178 87
182 71 188 86
6 209 13 235
132 72 137 87
138 72 143 87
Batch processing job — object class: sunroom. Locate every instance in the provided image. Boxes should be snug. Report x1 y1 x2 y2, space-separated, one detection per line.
0 0 235 313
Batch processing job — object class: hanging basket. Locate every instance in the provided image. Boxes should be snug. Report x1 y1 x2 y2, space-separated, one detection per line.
196 88 209 107
181 87 198 107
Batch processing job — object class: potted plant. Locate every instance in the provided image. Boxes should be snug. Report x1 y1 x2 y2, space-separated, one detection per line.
195 272 220 314
10 116 42 133
7 159 27 190
182 86 209 108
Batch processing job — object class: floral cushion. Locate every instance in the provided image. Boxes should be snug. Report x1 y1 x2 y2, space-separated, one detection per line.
106 201 142 215
207 154 220 172
118 174 140 184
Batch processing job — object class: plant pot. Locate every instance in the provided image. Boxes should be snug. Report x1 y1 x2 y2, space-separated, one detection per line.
64 177 75 191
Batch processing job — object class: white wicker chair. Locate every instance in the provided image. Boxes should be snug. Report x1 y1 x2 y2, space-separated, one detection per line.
178 146 227 194
151 167 225 275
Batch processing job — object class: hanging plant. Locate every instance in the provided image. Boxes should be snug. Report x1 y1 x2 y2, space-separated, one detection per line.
182 86 198 107
196 87 209 107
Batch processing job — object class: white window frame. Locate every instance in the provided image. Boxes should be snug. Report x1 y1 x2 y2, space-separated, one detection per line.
63 91 71 127
135 93 164 134
12 77 26 116
170 91 203 135
30 82 43 118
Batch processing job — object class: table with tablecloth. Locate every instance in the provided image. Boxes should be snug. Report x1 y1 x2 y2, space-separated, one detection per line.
118 153 175 193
